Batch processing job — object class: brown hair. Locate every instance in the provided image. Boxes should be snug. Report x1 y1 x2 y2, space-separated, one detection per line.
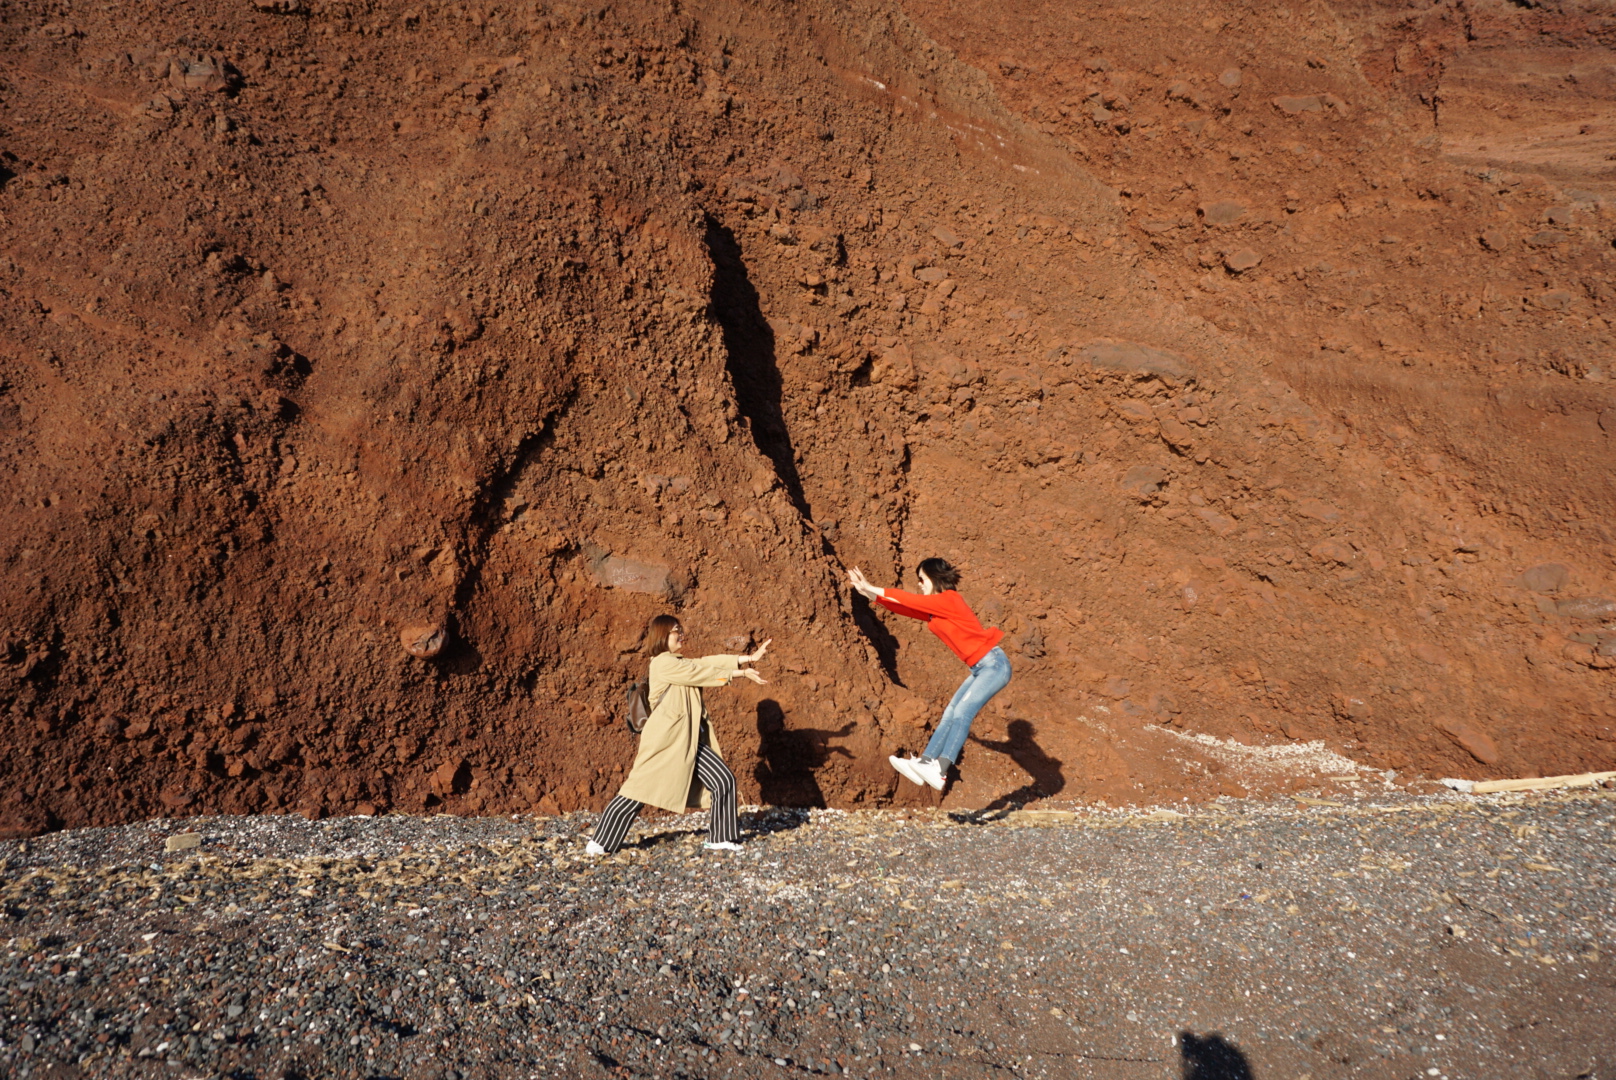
646 614 682 657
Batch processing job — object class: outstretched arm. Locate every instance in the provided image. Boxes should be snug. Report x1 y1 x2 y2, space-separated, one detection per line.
847 567 886 600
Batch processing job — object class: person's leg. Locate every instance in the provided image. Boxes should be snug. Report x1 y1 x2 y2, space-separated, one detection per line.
591 795 644 853
693 742 740 844
922 668 982 765
924 647 1012 767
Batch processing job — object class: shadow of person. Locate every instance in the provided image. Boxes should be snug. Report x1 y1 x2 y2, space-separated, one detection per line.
753 699 854 808
963 719 1065 820
1180 1032 1255 1080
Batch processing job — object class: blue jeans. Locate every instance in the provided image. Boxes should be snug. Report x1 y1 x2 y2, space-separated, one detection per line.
923 646 1011 766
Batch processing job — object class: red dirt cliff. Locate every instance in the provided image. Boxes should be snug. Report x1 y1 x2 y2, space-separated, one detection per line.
2 0 1613 835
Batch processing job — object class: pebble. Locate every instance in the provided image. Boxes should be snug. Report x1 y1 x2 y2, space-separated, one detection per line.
1199 199 1247 226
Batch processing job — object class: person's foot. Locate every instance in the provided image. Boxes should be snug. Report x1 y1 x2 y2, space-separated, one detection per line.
889 754 926 786
585 840 607 856
703 840 743 852
913 757 948 791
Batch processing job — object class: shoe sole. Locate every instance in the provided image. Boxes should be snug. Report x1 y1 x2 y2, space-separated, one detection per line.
889 755 925 786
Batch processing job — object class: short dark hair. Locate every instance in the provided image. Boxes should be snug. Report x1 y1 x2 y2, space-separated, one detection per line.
646 614 682 656
917 557 960 590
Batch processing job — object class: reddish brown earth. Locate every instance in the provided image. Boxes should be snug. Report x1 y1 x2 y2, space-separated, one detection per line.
1 0 1613 837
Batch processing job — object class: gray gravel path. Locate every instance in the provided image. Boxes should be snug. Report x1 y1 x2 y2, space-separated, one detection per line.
1 789 1612 1080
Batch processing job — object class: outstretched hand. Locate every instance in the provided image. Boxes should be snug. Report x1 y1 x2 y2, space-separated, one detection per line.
736 667 769 685
847 566 882 600
740 638 772 664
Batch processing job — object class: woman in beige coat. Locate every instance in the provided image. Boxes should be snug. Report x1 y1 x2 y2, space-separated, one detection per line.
587 614 770 854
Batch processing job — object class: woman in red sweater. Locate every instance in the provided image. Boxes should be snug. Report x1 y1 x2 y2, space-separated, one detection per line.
849 557 1011 791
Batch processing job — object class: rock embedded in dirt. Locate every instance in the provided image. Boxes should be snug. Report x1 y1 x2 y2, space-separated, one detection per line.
590 553 688 600
1309 539 1355 565
1198 199 1247 226
1480 228 1512 252
1557 596 1616 621
1158 415 1196 449
1273 94 1324 114
1516 563 1571 594
1120 465 1169 497
1436 718 1501 765
1219 67 1243 88
399 623 447 659
1080 340 1196 381
1524 229 1569 248
1295 498 1342 522
1223 247 1263 273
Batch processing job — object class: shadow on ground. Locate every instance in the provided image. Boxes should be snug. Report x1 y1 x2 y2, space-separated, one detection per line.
1181 1032 1255 1080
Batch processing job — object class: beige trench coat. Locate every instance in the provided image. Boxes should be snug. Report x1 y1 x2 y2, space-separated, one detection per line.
616 651 741 813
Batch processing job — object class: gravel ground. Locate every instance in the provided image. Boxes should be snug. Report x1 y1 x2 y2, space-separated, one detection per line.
1 789 1613 1080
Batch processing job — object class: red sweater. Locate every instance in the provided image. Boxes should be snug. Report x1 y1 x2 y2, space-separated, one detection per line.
876 588 1005 666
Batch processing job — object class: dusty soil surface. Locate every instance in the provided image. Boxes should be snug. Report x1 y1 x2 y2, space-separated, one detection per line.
2 0 1615 835
1 789 1613 1079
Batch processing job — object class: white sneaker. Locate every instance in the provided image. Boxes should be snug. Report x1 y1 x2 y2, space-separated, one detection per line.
913 757 947 791
585 840 607 856
889 755 926 786
703 840 743 852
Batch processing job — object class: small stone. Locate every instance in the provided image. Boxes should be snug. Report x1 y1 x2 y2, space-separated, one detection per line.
1557 596 1616 621
227 1005 244 1019
1272 94 1323 114
1309 539 1354 565
1295 498 1342 522
1115 399 1156 424
164 832 201 853
1600 410 1615 434
1436 718 1500 765
1411 643 1449 666
1193 508 1237 537
930 225 963 248
1223 247 1262 272
1479 229 1511 252
1198 199 1247 226
1219 68 1242 88
1545 206 1574 225
1515 563 1570 594
1120 465 1168 497
590 553 687 599
1081 340 1196 381
913 266 948 283
1524 229 1569 248
400 622 446 659
1158 415 1195 449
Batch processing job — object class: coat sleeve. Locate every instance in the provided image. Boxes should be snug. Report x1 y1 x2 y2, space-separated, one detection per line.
651 653 742 688
877 588 953 621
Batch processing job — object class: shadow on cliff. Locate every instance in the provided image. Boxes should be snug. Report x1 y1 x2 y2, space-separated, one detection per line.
704 215 806 515
703 215 902 679
959 718 1065 820
753 699 853 807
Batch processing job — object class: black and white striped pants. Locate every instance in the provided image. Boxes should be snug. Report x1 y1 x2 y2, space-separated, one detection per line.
592 739 739 853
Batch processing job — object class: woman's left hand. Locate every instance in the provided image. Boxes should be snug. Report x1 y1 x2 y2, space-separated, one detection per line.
736 668 768 685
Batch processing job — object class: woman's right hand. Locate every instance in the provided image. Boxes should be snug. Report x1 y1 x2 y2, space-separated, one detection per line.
740 638 772 664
